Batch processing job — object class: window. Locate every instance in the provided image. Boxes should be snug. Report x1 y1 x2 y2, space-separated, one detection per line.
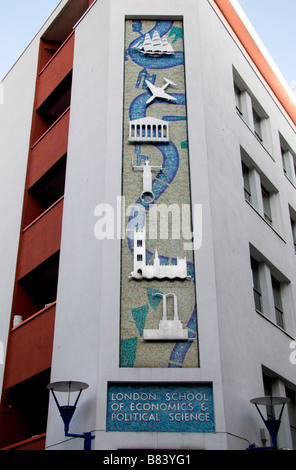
261 185 272 225
289 206 296 253
280 134 296 185
251 258 262 312
272 277 284 329
234 84 242 115
233 70 250 122
242 162 251 203
291 218 296 253
233 69 270 148
241 148 279 231
286 388 296 449
137 255 143 261
137 240 143 247
282 147 288 175
249 247 290 330
251 100 270 149
263 373 274 421
253 108 263 142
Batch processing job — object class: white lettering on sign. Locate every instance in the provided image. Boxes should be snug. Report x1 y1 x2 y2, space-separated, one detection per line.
109 390 211 425
165 392 209 401
111 392 157 401
169 412 210 422
111 413 161 422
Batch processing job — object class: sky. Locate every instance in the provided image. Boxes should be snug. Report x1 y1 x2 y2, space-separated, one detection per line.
236 0 296 96
0 0 62 80
0 0 296 97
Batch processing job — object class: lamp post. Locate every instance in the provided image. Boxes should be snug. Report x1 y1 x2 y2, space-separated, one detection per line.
47 381 95 450
249 396 290 450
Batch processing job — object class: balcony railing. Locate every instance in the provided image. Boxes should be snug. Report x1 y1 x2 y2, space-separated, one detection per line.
17 198 63 280
1 433 46 451
28 108 70 188
35 32 74 109
4 304 56 389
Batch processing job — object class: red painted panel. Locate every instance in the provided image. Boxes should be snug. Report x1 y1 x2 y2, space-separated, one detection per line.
3 305 56 389
16 199 63 280
35 32 74 110
1 434 46 451
27 108 70 188
39 39 62 72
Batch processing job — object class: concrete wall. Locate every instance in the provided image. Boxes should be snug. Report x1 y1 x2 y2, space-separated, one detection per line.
0 35 40 399
46 0 227 451
46 0 296 450
198 0 296 449
0 0 73 423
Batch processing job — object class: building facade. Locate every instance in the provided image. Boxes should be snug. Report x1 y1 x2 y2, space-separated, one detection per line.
0 0 296 451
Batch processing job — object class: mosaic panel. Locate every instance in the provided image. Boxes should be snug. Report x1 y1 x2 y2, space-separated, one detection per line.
120 19 199 368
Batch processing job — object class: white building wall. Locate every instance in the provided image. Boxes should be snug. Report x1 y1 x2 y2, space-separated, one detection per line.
197 0 296 449
45 0 296 451
0 0 76 402
46 0 227 451
45 0 112 450
0 0 76 430
0 38 40 399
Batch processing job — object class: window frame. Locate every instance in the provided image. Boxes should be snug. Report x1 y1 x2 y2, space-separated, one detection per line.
251 257 262 313
242 162 252 203
271 276 285 329
261 185 273 226
253 107 263 142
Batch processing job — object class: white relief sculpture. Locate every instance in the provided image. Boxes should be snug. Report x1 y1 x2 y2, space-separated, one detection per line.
143 293 189 341
133 31 174 56
133 159 162 204
145 78 177 105
130 227 190 280
129 117 170 142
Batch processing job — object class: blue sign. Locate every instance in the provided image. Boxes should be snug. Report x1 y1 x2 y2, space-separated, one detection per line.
106 383 215 433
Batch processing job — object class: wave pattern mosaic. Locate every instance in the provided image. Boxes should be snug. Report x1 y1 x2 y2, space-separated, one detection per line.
120 19 199 368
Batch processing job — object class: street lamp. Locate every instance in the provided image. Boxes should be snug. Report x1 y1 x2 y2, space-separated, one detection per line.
249 395 290 450
47 381 95 450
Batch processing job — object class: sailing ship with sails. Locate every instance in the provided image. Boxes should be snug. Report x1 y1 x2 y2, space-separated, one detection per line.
134 31 174 55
